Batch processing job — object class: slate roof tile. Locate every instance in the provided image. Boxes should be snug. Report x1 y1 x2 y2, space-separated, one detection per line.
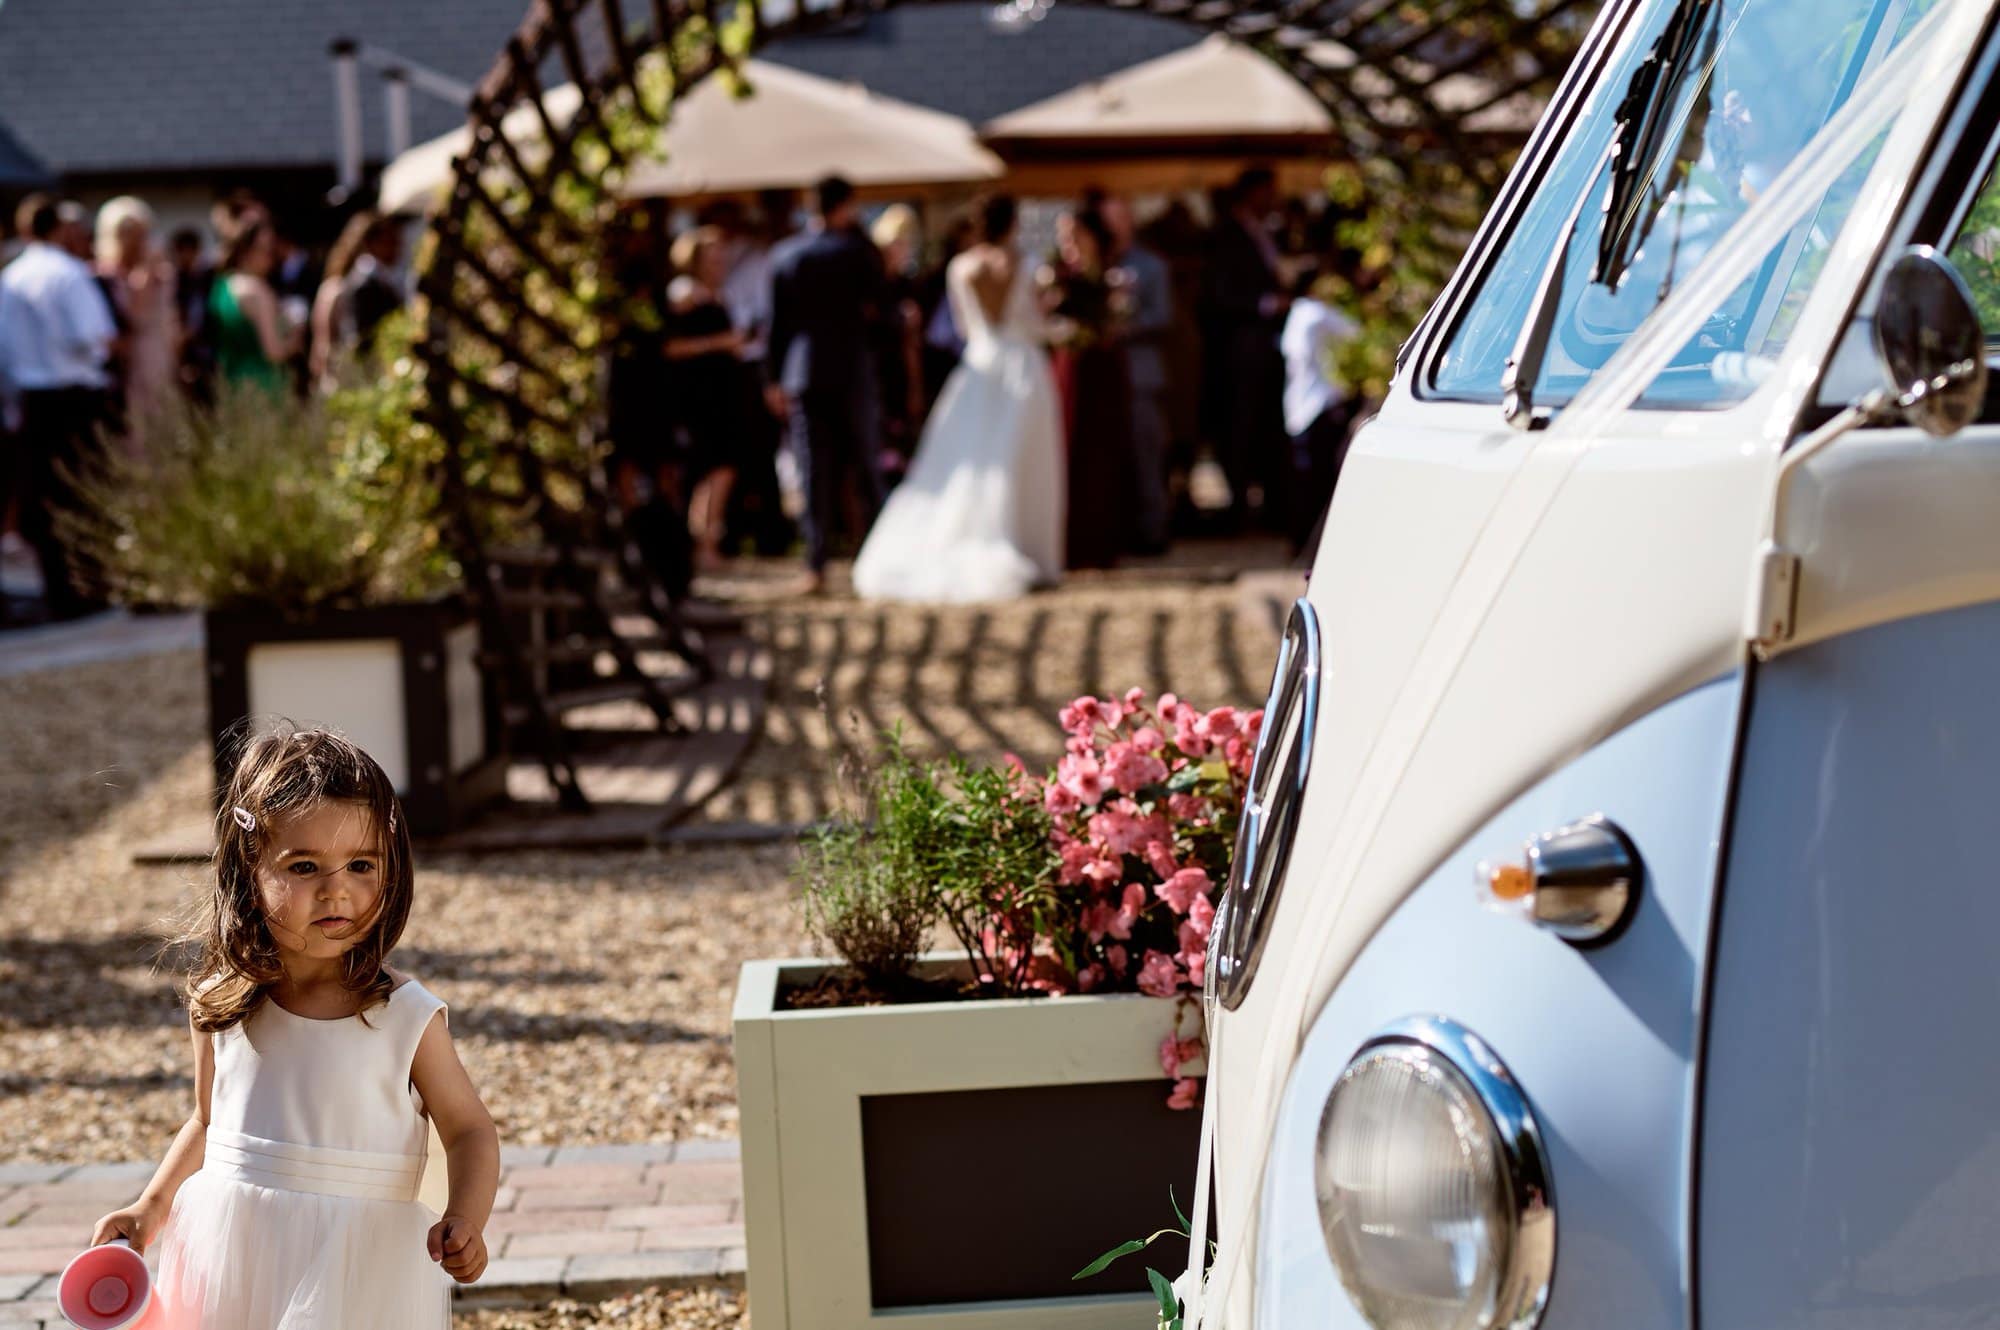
0 0 1198 178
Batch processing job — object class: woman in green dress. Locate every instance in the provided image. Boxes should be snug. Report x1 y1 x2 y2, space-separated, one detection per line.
208 217 300 392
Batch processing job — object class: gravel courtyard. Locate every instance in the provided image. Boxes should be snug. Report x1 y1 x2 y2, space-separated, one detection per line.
0 546 1294 1166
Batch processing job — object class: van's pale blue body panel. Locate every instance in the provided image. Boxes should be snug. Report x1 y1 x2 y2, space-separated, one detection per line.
1700 598 2000 1330
1254 675 1743 1330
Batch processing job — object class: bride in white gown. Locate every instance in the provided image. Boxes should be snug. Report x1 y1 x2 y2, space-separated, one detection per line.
853 196 1064 602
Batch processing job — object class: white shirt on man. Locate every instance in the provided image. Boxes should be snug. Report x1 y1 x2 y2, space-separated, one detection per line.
1280 295 1357 438
0 241 116 392
721 239 773 359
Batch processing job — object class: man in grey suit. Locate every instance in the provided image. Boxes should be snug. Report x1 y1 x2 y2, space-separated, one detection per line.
765 175 885 592
1105 197 1174 555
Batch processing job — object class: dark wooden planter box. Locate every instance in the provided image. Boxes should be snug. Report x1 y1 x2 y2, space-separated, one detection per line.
734 956 1203 1329
204 597 507 836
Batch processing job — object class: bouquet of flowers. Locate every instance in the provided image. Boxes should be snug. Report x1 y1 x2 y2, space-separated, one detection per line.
1037 259 1135 352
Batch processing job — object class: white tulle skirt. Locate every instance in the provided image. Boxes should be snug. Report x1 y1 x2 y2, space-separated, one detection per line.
150 1170 449 1329
853 335 1065 604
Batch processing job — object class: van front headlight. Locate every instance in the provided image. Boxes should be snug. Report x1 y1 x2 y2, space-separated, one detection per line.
1315 1018 1554 1330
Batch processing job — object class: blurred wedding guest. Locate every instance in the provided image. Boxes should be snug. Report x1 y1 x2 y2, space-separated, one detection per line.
919 213 974 410
168 227 215 396
209 215 301 393
310 211 405 389
869 203 926 475
1103 196 1173 556
271 223 316 307
1204 167 1288 529
0 194 118 620
55 201 93 261
720 190 794 361
1280 263 1360 557
717 190 795 556
766 175 887 593
1136 200 1207 521
711 202 756 336
271 224 316 391
667 226 751 570
1044 204 1133 571
211 191 268 249
604 217 687 590
95 196 180 438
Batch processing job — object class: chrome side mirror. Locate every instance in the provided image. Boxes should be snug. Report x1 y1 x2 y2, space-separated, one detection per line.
1875 246 1988 438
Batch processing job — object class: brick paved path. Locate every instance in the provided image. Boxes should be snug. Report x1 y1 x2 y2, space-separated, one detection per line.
0 1141 743 1326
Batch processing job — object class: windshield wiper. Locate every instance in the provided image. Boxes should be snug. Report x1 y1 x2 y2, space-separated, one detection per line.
1500 0 1722 430
1600 0 1722 288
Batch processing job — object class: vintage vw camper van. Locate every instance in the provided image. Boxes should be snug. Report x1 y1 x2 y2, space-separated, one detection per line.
1194 1 2000 1327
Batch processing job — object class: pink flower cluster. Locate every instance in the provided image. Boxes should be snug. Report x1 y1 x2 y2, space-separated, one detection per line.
1041 688 1260 1108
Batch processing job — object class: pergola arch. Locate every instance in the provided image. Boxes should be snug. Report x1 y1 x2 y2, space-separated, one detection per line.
413 0 1598 810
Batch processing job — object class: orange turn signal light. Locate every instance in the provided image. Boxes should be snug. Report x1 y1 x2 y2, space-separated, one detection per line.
1485 860 1535 902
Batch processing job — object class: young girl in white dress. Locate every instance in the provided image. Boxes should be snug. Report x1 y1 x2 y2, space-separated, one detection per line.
91 729 500 1329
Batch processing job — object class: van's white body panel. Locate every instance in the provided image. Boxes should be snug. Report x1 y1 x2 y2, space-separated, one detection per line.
1198 2 2000 1322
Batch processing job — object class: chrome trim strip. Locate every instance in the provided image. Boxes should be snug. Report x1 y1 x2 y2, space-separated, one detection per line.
1210 596 1321 1012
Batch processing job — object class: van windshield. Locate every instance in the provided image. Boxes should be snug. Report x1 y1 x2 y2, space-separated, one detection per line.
1429 0 1942 411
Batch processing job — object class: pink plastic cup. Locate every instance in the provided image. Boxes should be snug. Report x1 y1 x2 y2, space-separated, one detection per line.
56 1237 154 1329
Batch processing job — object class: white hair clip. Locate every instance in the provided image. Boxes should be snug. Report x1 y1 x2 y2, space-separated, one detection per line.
388 808 398 835
231 806 256 834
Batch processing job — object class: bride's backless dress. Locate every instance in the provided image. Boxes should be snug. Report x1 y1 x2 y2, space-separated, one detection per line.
852 249 1064 602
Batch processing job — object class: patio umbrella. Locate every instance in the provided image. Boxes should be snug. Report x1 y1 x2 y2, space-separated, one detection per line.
617 61 1001 201
379 83 583 215
978 36 1336 197
379 61 999 215
982 35 1336 152
977 34 1534 196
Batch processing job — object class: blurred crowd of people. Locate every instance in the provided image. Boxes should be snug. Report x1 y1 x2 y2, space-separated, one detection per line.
0 164 1366 622
0 190 411 623
607 165 1368 596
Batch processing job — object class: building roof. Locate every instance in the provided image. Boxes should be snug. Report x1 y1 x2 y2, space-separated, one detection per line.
0 115 49 189
760 5 1199 127
0 0 535 177
0 0 1200 180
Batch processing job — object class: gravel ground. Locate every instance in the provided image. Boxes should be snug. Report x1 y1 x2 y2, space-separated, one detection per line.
693 545 1292 825
0 543 1293 1164
456 1287 746 1328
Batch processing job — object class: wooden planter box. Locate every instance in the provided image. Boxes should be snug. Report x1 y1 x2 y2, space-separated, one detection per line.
734 956 1202 1330
205 597 507 837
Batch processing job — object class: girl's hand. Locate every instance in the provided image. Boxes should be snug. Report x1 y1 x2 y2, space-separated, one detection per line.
91 1201 164 1252
427 1214 488 1284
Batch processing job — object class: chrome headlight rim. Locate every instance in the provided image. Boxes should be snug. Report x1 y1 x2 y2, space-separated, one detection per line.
1209 596 1321 1013
1319 1015 1556 1330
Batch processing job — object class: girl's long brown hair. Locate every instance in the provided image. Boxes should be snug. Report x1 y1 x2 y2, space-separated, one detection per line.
185 727 414 1032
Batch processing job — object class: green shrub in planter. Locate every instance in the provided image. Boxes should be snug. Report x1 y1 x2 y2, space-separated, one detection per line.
64 354 508 835
67 373 453 613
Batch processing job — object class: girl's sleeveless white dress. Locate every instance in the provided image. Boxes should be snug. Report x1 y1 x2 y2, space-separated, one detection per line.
149 980 452 1329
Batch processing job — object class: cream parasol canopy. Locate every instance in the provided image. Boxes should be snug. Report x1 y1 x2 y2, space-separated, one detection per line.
980 35 1335 150
378 59 1001 215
